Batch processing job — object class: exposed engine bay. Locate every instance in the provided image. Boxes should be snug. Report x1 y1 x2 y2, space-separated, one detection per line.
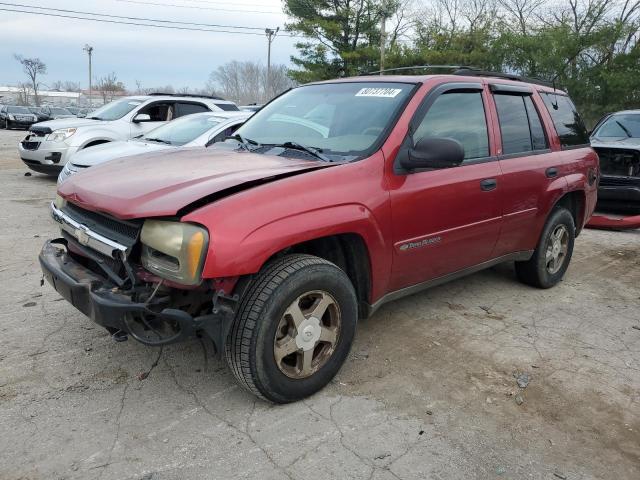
595 147 640 177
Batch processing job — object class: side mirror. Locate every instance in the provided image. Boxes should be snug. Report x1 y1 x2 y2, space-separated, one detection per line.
400 137 464 171
133 113 151 123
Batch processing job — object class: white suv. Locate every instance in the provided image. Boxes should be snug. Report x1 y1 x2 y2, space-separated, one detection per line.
18 94 238 175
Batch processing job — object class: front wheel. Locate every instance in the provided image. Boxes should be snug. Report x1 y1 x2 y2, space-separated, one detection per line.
515 207 575 288
225 254 357 403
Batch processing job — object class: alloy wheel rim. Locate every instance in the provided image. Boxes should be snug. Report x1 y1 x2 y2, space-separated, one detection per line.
545 224 569 274
273 290 341 379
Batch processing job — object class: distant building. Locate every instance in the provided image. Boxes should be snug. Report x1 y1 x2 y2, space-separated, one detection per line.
0 85 85 106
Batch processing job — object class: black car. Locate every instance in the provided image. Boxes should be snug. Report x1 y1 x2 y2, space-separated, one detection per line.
590 110 640 213
0 105 39 129
28 107 49 122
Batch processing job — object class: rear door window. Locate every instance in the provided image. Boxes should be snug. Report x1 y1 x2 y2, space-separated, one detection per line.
540 93 589 148
413 91 490 161
524 96 548 150
494 94 548 154
175 102 209 117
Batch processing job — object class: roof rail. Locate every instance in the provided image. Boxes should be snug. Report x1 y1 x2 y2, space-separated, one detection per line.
365 65 470 75
148 92 226 101
362 65 554 88
452 68 553 88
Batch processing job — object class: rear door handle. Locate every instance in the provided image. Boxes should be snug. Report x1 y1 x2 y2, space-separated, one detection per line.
480 178 497 191
546 167 558 178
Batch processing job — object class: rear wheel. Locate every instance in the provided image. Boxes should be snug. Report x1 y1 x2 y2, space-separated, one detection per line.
515 207 575 288
225 254 357 403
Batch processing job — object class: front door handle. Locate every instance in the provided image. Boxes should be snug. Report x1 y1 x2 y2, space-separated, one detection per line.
480 178 497 191
546 167 558 178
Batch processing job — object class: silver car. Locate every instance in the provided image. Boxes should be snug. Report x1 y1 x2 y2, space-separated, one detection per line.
19 94 238 175
57 111 252 184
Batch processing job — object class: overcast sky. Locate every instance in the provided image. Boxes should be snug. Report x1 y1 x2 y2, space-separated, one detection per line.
0 0 297 91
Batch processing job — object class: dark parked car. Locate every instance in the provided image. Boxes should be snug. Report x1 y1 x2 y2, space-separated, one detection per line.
28 107 49 122
0 105 39 129
590 110 640 212
39 106 76 120
41 70 598 402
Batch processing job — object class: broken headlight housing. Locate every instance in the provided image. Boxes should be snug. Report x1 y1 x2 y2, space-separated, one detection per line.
140 220 209 286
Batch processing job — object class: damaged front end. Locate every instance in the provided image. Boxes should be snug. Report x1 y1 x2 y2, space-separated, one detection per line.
593 147 640 209
40 200 237 350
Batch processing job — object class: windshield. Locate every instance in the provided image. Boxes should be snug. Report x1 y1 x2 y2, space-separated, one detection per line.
234 82 415 160
8 106 31 114
143 114 225 145
594 114 640 138
87 98 143 121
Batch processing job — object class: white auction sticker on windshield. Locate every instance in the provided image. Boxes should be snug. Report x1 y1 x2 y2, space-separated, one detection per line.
355 87 402 98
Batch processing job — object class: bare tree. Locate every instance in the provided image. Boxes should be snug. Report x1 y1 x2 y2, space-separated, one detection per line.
50 80 82 92
14 54 46 106
95 72 126 103
208 61 296 104
16 82 32 106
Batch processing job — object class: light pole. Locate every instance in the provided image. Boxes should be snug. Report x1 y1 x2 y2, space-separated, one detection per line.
265 27 279 100
83 44 93 107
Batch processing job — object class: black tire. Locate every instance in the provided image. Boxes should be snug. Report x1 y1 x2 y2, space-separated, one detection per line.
515 207 575 288
225 254 357 403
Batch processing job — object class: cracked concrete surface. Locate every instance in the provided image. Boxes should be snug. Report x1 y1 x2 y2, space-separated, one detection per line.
0 129 638 479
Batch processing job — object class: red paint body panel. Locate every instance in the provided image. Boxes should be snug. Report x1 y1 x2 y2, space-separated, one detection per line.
183 152 393 301
586 214 640 230
57 147 328 219
57 74 599 305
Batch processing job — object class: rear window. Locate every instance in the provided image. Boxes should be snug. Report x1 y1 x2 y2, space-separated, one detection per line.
540 93 589 148
215 103 240 111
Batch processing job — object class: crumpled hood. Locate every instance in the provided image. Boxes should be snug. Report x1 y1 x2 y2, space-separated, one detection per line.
71 140 170 167
31 117 101 130
58 147 330 219
591 136 640 149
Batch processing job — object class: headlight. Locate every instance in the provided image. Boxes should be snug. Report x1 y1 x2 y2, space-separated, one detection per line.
8 114 15 120
54 194 66 209
140 220 209 286
46 128 77 142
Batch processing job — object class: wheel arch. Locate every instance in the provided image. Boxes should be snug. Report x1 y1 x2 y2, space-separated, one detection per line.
553 189 586 235
82 138 112 149
262 233 373 319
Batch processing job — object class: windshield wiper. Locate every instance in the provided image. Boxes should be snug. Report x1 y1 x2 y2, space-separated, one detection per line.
268 141 331 162
615 120 632 138
87 116 103 120
144 137 172 145
213 133 260 149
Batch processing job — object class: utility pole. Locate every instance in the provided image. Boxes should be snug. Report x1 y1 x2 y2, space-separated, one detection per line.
83 44 93 107
379 1 391 75
265 27 279 100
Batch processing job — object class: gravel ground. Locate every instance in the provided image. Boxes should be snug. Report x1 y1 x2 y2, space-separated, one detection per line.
0 128 639 480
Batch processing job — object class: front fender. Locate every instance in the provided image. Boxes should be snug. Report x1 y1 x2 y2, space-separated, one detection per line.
70 128 120 149
197 203 391 299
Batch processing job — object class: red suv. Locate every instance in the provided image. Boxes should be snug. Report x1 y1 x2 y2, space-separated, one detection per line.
40 71 598 403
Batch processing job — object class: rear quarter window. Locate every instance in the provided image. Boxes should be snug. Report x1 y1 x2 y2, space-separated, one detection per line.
540 93 590 148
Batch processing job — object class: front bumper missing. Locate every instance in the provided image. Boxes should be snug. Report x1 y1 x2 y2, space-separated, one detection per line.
39 239 234 349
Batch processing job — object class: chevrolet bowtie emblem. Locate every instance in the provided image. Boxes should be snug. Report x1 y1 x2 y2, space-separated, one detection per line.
74 225 90 246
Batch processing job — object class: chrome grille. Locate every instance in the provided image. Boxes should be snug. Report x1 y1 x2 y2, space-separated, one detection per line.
61 202 141 248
